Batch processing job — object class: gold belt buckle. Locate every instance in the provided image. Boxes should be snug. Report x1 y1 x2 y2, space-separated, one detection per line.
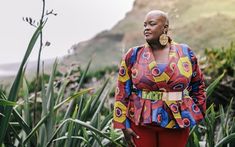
142 91 163 100
142 90 187 101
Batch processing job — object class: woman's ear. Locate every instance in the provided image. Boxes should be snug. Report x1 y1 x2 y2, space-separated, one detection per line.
164 25 169 34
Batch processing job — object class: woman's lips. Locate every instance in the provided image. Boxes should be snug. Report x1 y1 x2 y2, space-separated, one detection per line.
144 31 151 36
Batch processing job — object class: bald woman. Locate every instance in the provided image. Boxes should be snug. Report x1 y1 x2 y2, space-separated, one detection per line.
113 10 206 147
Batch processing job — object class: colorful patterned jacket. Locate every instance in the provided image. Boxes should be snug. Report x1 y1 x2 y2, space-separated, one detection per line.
113 41 206 129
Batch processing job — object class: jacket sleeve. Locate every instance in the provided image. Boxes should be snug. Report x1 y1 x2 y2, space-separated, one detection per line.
113 48 133 129
188 48 207 116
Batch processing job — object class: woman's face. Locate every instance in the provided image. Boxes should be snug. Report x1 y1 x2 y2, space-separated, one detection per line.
143 13 168 44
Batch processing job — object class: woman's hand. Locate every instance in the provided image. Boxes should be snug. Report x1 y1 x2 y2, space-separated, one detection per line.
122 128 139 147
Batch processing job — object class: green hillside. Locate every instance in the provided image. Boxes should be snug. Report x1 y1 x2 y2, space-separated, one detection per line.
63 0 235 70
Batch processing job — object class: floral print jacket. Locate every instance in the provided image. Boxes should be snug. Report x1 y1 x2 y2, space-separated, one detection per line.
113 41 206 129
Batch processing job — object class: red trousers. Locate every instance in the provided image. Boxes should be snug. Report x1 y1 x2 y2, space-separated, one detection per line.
130 122 189 147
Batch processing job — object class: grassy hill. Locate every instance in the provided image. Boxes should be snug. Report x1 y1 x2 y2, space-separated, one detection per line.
62 0 235 70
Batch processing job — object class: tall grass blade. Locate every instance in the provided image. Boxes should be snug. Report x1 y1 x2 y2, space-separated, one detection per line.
81 127 89 146
58 59 92 146
215 133 235 147
9 124 22 146
189 126 196 136
77 58 92 90
0 91 7 99
54 88 93 110
39 64 47 147
225 98 233 134
206 71 225 98
90 78 110 127
22 77 30 125
205 104 216 147
193 132 200 147
46 118 121 147
102 133 125 146
55 78 69 105
90 78 109 114
53 136 88 143
41 62 47 116
80 96 92 121
0 24 43 144
45 60 58 141
60 58 92 138
65 105 78 147
101 112 113 131
22 77 31 147
71 96 84 146
12 109 37 146
22 88 92 145
0 100 16 106
1 90 36 144
91 131 103 147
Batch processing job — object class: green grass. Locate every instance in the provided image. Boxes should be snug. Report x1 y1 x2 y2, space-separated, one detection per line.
176 0 235 27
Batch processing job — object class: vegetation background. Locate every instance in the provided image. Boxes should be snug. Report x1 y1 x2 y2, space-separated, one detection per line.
0 0 235 146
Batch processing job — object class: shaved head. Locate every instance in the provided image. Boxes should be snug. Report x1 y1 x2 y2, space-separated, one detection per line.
143 10 170 46
145 10 169 26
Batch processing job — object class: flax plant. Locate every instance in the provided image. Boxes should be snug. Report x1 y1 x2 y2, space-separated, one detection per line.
187 72 235 147
0 17 44 146
0 0 121 146
0 45 121 146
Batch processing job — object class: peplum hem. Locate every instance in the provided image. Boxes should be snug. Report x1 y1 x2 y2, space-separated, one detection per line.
126 93 204 129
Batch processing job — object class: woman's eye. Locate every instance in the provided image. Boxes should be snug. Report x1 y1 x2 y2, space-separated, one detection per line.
150 22 156 26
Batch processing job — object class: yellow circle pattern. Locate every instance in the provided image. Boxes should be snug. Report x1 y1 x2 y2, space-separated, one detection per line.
113 101 127 123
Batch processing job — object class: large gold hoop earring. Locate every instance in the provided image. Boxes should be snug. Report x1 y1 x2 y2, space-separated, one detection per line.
159 31 168 46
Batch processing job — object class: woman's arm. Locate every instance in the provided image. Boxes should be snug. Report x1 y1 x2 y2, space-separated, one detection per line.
113 48 134 129
188 48 207 116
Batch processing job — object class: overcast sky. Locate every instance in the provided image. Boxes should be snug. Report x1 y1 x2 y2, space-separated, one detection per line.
0 0 134 65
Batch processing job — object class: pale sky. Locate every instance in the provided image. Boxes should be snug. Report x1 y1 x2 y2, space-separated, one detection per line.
0 0 134 65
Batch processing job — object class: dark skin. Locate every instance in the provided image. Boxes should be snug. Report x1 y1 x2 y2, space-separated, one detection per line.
144 10 170 63
122 10 169 147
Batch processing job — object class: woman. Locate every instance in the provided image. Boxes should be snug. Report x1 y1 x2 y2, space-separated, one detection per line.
113 10 206 147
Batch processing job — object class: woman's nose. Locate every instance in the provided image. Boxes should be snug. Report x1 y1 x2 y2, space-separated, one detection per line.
144 25 150 31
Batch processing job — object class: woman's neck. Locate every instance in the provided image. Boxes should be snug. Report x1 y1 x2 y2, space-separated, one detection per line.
149 42 168 51
147 36 171 51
